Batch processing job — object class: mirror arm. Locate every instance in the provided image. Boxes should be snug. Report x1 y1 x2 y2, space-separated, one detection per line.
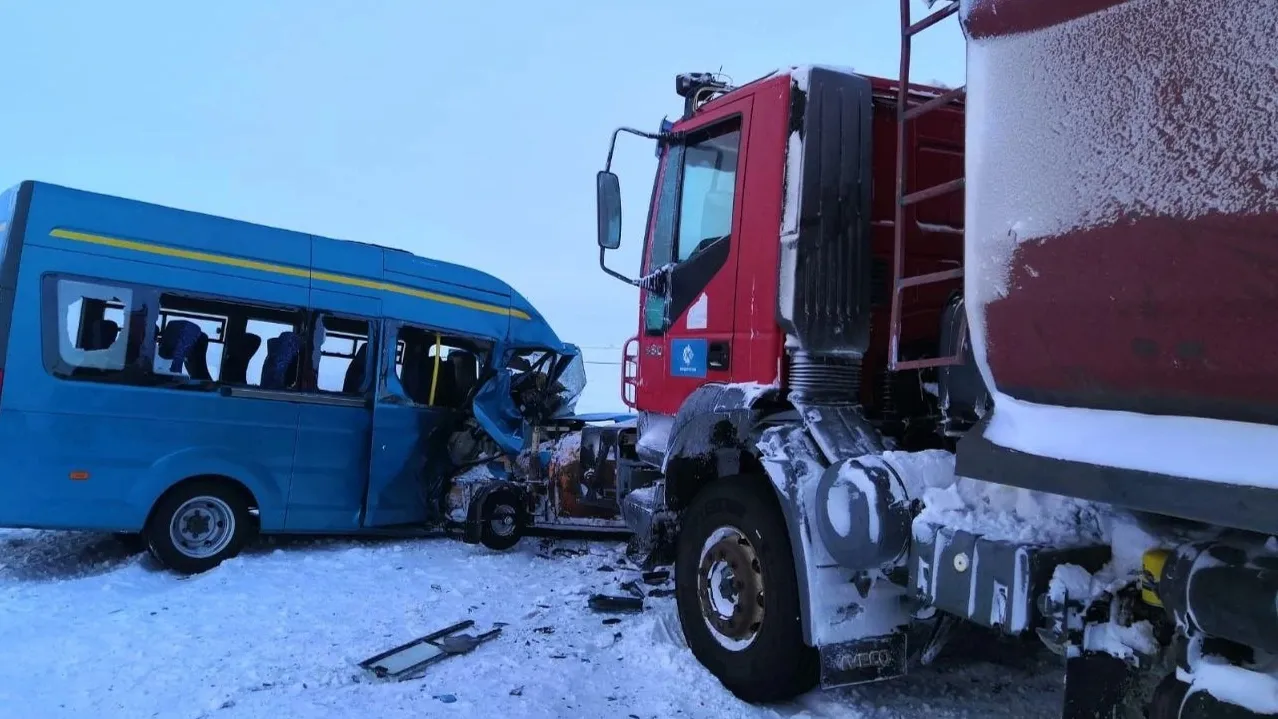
598 125 681 288
599 246 637 286
606 127 678 171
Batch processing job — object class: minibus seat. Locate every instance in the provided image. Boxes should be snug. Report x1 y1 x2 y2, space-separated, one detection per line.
262 331 302 390
83 319 120 351
400 343 426 403
158 320 203 375
220 333 262 385
186 333 214 382
343 343 369 394
449 351 479 405
429 352 466 409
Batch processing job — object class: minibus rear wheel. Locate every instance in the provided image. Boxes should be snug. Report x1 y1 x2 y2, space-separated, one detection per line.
145 479 254 574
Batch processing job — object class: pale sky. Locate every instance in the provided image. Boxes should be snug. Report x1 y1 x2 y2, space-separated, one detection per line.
0 1 965 412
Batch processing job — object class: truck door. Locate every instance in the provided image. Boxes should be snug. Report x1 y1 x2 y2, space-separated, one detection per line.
641 98 751 414
363 320 470 527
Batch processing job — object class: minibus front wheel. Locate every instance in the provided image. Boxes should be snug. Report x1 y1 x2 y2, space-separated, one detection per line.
145 478 256 574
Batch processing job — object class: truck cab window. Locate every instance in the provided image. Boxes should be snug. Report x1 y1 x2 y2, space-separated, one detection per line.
641 117 742 335
643 145 684 335
676 124 740 262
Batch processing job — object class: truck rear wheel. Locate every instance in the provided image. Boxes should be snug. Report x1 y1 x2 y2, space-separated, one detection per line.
675 476 818 703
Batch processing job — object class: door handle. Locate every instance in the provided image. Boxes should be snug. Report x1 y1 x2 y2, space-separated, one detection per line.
708 341 730 371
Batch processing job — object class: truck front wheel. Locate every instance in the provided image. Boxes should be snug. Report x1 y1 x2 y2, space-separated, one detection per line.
675 476 818 703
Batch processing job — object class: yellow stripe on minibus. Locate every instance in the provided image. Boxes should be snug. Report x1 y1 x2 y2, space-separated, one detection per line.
48 228 530 320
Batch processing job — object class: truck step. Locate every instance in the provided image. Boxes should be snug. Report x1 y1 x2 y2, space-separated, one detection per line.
909 524 1110 635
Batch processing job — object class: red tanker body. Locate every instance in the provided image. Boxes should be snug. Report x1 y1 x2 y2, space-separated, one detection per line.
956 0 1278 531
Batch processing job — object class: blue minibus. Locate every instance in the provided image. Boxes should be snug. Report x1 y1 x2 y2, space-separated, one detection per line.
0 180 583 572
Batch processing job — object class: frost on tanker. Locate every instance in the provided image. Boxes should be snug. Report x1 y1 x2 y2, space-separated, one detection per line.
965 0 1278 488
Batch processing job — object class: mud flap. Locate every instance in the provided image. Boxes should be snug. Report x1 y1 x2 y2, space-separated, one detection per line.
359 620 502 681
819 631 909 688
757 424 916 688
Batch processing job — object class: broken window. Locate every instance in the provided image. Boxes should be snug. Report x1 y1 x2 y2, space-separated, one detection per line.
54 278 136 374
394 326 489 409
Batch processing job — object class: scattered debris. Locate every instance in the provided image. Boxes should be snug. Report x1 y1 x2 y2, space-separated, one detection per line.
601 618 621 625
536 539 590 559
433 694 457 704
641 570 670 585
588 594 644 613
510 686 524 697
534 626 555 635
359 620 502 681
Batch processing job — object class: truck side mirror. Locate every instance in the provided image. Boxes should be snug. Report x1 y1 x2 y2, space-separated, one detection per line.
596 171 622 250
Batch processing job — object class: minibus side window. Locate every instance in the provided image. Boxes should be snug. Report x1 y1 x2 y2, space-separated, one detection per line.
312 314 372 396
155 292 306 391
55 278 137 376
392 326 490 410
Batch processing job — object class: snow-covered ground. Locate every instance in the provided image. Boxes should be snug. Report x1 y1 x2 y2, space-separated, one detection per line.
0 529 1064 719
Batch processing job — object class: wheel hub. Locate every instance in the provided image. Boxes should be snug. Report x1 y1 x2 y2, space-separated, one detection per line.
183 510 212 539
697 526 765 649
169 496 236 559
489 504 516 537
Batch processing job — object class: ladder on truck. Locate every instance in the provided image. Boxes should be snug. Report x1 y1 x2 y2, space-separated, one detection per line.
889 0 966 372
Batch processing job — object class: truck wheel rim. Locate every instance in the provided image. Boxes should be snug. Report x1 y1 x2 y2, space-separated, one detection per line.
697 525 765 651
169 496 236 559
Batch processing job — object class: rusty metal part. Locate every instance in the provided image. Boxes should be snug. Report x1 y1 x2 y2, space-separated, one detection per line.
548 435 620 520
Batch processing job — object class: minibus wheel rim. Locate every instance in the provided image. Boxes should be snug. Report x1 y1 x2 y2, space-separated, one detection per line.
169 496 237 559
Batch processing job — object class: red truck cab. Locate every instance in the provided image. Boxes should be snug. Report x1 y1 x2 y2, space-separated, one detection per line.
598 67 968 452
592 66 972 701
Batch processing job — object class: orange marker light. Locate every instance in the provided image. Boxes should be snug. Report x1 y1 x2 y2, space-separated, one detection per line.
69 471 89 481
